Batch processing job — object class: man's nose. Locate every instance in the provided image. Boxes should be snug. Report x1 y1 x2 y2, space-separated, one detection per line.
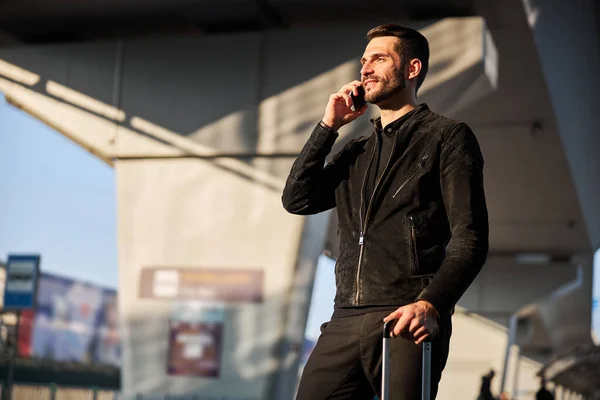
360 63 373 77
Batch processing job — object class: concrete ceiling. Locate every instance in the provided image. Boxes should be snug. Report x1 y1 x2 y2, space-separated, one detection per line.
0 0 476 43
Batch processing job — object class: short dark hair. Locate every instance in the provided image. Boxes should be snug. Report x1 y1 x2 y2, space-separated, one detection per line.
366 24 430 93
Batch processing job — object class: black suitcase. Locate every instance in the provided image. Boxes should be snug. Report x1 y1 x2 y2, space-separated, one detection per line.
382 321 432 400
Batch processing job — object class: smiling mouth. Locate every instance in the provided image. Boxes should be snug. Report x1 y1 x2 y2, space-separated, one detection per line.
364 80 378 89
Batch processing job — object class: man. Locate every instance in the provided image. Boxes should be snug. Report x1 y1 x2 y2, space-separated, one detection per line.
536 378 554 400
282 24 489 399
477 370 497 400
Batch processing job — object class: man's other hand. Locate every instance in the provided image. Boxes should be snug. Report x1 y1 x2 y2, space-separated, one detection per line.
383 300 439 345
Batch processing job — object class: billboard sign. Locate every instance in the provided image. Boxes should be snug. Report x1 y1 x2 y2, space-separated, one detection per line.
3 254 41 310
166 302 225 378
139 267 263 302
18 272 120 366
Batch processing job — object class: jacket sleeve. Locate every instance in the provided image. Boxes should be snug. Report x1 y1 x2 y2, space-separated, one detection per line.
416 122 489 315
281 121 349 215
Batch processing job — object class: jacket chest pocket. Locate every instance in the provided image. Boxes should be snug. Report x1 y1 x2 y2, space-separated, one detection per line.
392 153 430 199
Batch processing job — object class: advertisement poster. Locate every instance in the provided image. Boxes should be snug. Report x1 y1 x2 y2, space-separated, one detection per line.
18 273 120 366
166 302 225 378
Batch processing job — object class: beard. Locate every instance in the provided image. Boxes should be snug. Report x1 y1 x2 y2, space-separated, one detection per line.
363 63 407 105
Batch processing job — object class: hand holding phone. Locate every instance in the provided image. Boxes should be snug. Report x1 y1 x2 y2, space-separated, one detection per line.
321 81 368 131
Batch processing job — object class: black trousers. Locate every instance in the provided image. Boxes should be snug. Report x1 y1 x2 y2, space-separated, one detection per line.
296 310 452 400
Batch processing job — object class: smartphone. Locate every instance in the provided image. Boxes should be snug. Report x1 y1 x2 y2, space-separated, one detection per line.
350 85 366 112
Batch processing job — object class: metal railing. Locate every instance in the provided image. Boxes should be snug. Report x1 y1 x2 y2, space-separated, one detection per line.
0 383 118 400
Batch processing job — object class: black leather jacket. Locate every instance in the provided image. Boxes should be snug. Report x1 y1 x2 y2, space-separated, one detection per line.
282 104 489 316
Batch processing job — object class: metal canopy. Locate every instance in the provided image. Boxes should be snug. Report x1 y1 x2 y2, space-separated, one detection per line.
540 344 600 397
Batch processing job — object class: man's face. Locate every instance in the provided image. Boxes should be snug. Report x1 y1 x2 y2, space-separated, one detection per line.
360 36 407 104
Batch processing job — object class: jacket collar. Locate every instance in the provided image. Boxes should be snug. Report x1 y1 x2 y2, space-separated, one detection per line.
369 103 430 132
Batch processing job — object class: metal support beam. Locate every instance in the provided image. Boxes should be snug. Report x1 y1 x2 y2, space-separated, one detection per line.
500 314 517 394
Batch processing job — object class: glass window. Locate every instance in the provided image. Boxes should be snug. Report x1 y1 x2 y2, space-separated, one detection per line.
592 248 600 344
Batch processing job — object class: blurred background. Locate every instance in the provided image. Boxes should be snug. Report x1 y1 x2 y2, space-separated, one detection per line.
0 0 599 399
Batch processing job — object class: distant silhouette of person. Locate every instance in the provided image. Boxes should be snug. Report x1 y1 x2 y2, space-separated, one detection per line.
536 378 554 400
477 370 497 400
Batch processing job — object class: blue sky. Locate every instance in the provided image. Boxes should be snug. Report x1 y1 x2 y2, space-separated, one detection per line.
0 93 118 289
306 255 336 340
0 93 335 337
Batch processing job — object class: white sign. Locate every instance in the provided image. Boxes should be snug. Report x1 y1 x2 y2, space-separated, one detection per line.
5 260 37 292
152 270 180 298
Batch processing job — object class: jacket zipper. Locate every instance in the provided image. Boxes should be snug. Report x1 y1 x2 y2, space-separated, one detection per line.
392 154 429 198
408 215 419 274
355 132 397 304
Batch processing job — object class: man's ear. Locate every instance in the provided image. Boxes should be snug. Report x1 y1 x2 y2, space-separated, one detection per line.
407 58 422 81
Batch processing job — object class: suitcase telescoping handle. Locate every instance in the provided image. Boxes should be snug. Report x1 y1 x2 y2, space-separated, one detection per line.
382 321 432 400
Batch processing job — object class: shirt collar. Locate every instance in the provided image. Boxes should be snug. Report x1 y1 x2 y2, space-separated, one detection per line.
370 103 428 136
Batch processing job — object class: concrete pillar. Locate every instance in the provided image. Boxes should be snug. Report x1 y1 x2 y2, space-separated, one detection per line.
115 157 331 398
557 386 563 400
